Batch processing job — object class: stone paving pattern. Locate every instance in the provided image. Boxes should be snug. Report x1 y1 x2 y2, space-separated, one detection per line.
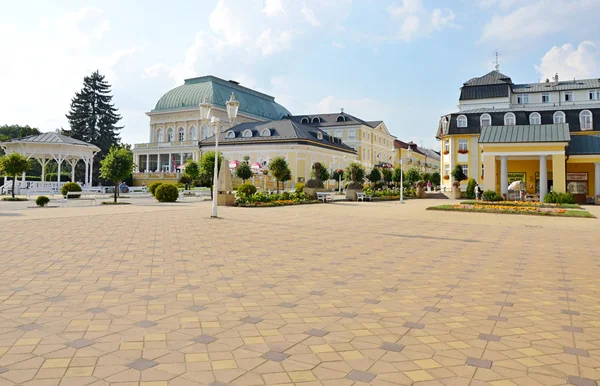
0 199 599 385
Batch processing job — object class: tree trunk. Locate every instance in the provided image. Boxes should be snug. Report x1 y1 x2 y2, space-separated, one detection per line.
114 182 118 203
11 175 16 198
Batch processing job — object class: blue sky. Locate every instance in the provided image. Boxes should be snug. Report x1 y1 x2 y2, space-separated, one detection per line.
1 0 599 148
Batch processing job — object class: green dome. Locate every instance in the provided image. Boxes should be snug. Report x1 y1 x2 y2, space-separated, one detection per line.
153 75 291 120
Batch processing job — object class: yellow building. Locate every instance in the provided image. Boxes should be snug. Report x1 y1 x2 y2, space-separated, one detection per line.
437 70 600 203
394 140 440 174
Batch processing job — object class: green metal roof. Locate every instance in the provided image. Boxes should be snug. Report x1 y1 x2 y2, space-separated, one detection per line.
153 75 291 120
567 135 600 155
479 124 571 143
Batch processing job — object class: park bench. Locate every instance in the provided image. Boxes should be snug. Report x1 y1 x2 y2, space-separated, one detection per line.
316 192 334 203
26 188 59 199
61 191 97 207
129 186 148 193
356 192 372 202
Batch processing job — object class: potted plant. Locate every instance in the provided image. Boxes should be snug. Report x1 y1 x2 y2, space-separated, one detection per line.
345 162 365 201
451 165 467 199
415 180 426 198
303 162 327 199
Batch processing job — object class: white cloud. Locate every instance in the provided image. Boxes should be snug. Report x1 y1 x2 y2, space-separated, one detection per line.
476 0 521 9
263 0 286 17
257 28 297 56
388 0 459 42
535 41 599 81
301 4 320 26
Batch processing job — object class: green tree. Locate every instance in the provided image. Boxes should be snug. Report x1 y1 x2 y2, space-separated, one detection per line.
332 169 344 182
99 146 135 203
421 172 431 183
0 125 42 156
367 168 382 184
183 160 201 184
65 71 122 184
465 178 476 199
392 167 403 186
236 163 252 183
0 153 31 198
430 172 441 186
451 165 467 184
268 156 291 193
405 168 421 186
311 164 330 181
345 162 365 189
381 168 393 186
198 151 223 196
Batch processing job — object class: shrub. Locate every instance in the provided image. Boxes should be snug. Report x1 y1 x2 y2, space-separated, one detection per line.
154 183 179 202
148 181 163 196
45 173 70 182
237 183 257 198
451 165 467 183
36 196 50 207
61 182 82 198
295 183 305 194
2 197 28 201
544 191 576 204
465 178 477 199
482 190 502 201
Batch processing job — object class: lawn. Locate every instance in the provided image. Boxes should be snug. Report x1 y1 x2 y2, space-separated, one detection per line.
428 203 595 218
460 200 580 209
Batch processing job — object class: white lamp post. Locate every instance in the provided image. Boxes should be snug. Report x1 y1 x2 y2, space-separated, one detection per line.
399 148 412 204
199 93 239 218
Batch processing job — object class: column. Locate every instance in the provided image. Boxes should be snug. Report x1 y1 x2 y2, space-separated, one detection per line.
500 156 508 197
180 152 184 167
552 154 566 193
71 161 76 183
57 159 62 182
146 155 150 173
169 153 172 172
89 156 94 186
41 159 47 182
539 155 547 202
594 162 600 198
84 158 89 186
483 155 496 192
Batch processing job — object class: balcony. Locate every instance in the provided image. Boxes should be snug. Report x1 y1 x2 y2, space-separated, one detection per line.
134 141 197 149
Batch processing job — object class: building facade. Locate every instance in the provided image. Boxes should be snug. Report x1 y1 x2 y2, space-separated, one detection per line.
394 140 440 174
438 70 600 203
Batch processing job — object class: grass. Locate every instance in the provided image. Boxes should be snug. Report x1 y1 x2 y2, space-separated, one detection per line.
2 197 28 201
428 204 595 218
460 200 580 209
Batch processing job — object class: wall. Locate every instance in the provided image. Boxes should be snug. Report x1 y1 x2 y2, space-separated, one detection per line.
566 162 597 197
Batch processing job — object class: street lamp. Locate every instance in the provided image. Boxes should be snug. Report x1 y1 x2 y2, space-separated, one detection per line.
199 92 239 218
399 147 412 204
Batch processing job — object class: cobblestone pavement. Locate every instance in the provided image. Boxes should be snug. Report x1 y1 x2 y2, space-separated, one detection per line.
0 199 599 386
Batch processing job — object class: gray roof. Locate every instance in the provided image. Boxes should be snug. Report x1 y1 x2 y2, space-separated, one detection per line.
464 71 512 86
480 124 571 143
568 135 600 155
513 78 600 93
459 103 600 114
199 120 356 154
419 147 440 160
1 132 98 148
289 112 380 128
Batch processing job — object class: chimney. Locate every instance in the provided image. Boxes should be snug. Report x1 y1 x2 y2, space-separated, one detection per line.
545 78 550 83
553 73 559 84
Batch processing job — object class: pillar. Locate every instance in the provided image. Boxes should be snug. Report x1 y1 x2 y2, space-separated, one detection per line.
146 155 150 173
551 154 566 193
71 161 76 183
500 156 508 197
594 162 600 198
539 155 547 202
89 156 94 186
169 153 172 172
22 172 26 182
84 158 89 186
41 159 47 182
57 159 62 182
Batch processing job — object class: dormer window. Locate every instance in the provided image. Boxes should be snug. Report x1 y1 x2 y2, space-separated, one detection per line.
311 117 320 124
260 128 271 137
316 132 323 140
300 117 309 124
242 129 253 138
457 115 467 128
441 117 448 134
336 115 345 122
554 111 566 124
480 114 491 127
580 110 593 130
504 112 516 126
225 131 235 139
516 94 529 104
529 112 541 125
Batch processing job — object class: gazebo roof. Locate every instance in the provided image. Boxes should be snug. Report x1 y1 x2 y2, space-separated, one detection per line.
2 132 99 150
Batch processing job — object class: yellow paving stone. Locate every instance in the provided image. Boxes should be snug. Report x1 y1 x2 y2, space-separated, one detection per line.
145 334 166 341
516 357 544 367
352 329 373 336
243 337 266 344
340 350 364 360
418 336 440 344
65 367 94 377
289 371 317 382
490 381 518 386
517 348 544 356
15 338 41 346
43 358 71 368
448 341 471 349
120 342 143 350
141 382 169 386
509 328 528 334
311 344 335 353
186 353 209 362
260 329 281 336
404 370 435 382
212 360 237 370
201 322 221 328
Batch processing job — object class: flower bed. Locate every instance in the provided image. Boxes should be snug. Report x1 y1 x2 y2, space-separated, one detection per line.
427 203 594 218
234 190 317 207
460 201 580 209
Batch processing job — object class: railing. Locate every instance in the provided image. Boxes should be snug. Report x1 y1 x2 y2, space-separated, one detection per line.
134 141 197 149
134 172 179 180
2 181 69 195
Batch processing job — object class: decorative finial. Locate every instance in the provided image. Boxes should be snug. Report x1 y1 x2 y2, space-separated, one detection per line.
341 108 344 113
493 50 501 71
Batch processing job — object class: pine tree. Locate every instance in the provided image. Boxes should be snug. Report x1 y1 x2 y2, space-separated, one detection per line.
65 70 122 184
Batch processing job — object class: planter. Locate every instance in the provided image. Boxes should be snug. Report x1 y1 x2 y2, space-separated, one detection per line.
346 188 362 201
217 193 235 206
458 150 469 154
416 186 426 198
452 187 462 199
443 176 450 180
443 151 449 155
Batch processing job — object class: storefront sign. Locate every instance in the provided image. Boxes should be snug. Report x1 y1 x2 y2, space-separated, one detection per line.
508 172 525 183
567 172 587 181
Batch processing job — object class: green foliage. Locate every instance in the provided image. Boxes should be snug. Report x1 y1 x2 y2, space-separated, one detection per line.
183 160 201 181
381 168 393 183
482 190 502 201
295 183 305 194
198 151 223 188
421 172 431 183
367 168 382 184
45 173 71 182
149 182 163 196
2 197 28 201
36 196 50 207
310 164 330 181
332 169 344 181
345 162 365 190
465 178 477 199
99 146 135 203
61 182 82 198
544 192 576 204
0 125 41 139
154 183 179 202
178 175 192 184
0 152 31 198
451 164 467 182
268 156 292 193
405 168 421 185
234 190 315 207
235 162 253 182
430 172 441 186
392 167 403 183
237 183 257 198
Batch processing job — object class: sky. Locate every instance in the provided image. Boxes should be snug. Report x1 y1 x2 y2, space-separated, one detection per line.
1 0 600 149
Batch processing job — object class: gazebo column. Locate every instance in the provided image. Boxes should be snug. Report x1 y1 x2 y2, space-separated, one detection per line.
89 156 94 186
22 172 26 183
84 157 89 187
37 158 49 183
66 159 78 184
539 155 548 202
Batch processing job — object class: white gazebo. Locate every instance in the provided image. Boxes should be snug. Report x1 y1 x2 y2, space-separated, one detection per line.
1 132 100 193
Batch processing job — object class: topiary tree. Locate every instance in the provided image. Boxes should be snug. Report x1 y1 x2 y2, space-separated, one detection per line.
99 146 135 203
0 152 30 198
36 196 50 207
237 183 257 198
183 160 200 184
430 172 441 186
405 168 421 187
451 165 467 185
310 163 330 181
61 182 82 198
268 156 291 193
148 181 163 196
367 168 382 184
155 183 179 202
236 162 252 183
465 178 477 199
421 172 431 184
345 162 365 190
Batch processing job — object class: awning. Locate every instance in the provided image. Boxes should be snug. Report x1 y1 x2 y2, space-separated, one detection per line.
228 160 241 169
250 162 263 170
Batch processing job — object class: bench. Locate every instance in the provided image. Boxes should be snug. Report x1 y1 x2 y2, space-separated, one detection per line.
61 191 97 207
357 192 372 202
316 192 334 203
26 188 59 199
178 188 212 201
129 186 148 193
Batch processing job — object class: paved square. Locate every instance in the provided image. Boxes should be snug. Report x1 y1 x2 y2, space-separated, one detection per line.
0 199 599 385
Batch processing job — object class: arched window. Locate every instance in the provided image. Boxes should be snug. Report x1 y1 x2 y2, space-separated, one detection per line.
480 113 491 127
300 117 309 124
178 127 185 141
336 115 345 122
316 132 323 140
311 117 320 124
441 117 448 134
580 110 593 130
201 125 209 139
504 112 516 126
190 126 197 140
226 131 235 139
457 115 467 128
554 111 566 124
167 128 174 142
242 129 253 138
157 128 164 142
529 112 541 125
260 128 271 137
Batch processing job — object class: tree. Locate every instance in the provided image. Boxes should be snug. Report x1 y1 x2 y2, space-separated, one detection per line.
0 125 42 156
0 153 31 198
451 165 467 184
392 167 403 186
345 162 365 189
465 178 477 199
421 172 431 183
311 164 330 181
268 156 291 193
367 168 382 184
430 172 441 186
65 70 122 184
236 163 252 183
381 168 393 186
405 168 421 186
183 160 201 183
198 151 223 197
99 146 135 203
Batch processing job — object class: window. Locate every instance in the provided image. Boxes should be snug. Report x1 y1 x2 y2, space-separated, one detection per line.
311 117 320 124
504 112 516 126
457 115 467 127
225 131 235 139
300 117 309 124
201 125 210 139
461 164 469 178
316 132 323 140
480 113 491 126
529 112 541 125
190 126 197 140
481 164 484 178
553 111 566 124
444 164 450 176
362 132 366 139
565 92 573 102
242 129 253 138
458 138 468 152
335 130 342 138
517 94 529 104
260 128 271 137
589 90 600 100
580 110 593 130
444 139 449 153
441 117 448 134
157 128 164 142
167 128 174 142
542 93 551 103
178 127 185 141
349 129 356 139
336 115 345 122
